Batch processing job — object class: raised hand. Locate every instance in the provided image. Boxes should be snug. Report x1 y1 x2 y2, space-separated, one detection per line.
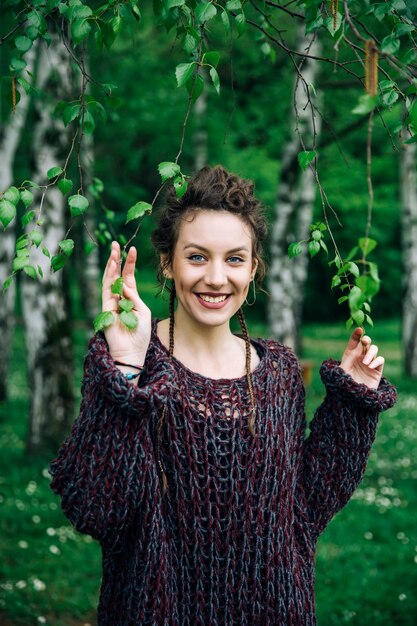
102 241 152 364
340 327 385 390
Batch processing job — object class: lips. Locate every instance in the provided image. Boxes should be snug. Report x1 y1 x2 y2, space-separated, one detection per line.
195 293 231 308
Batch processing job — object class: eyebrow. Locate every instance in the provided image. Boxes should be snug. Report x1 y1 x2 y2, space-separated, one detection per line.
183 244 250 254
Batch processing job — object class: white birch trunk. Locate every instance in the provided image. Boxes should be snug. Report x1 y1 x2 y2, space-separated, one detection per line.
0 44 37 400
21 34 74 452
268 32 321 353
401 140 417 377
193 70 208 172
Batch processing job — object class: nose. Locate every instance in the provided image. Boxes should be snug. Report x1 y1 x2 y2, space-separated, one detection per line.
204 260 227 288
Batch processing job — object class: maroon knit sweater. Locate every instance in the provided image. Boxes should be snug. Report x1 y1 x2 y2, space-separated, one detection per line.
49 319 397 626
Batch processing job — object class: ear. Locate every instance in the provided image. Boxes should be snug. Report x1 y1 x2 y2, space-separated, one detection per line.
250 258 258 281
160 254 173 279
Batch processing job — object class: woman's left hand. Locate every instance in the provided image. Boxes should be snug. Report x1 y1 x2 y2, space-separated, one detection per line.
340 327 385 390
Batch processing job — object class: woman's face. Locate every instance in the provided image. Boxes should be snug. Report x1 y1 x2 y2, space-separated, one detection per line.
164 210 257 329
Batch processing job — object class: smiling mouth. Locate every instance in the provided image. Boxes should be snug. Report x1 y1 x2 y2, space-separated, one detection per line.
197 294 230 303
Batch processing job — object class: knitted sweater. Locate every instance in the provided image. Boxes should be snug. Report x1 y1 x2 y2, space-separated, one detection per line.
49 319 397 626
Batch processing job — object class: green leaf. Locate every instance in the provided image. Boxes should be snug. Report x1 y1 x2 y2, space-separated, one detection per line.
235 12 246 36
120 310 138 330
323 13 342 36
173 174 188 198
288 242 303 258
346 317 354 330
18 76 32 94
68 194 89 216
226 0 241 9
331 275 341 289
175 62 195 87
111 277 124 296
16 236 29 250
59 239 75 256
9 57 27 73
319 239 328 255
58 178 73 195
0 199 17 229
4 186 20 205
29 230 43 247
15 35 33 53
119 298 134 312
311 229 321 241
2 276 14 293
166 0 185 8
298 150 317 170
368 261 380 284
13 256 30 271
352 94 379 115
347 261 360 277
186 74 204 102
338 295 348 304
195 2 217 24
62 103 81 126
42 245 50 258
158 161 181 182
381 33 400 55
352 310 365 326
72 18 91 45
23 265 37 280
382 89 399 106
47 166 63 179
183 31 198 55
203 51 220 67
51 254 67 272
308 240 320 258
365 314 374 327
209 67 220 94
68 4 93 20
125 201 153 223
358 237 377 255
93 310 115 333
21 189 34 208
221 9 230 34
83 110 95 134
37 265 43 278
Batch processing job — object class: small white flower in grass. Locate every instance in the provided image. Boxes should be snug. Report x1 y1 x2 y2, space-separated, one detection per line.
0 582 13 591
37 617 46 624
15 499 25 510
46 527 56 536
49 502 58 510
32 515 41 524
414 555 417 564
364 532 373 540
16 580 27 589
49 545 61 555
33 578 46 591
18 540 29 549
26 481 38 495
42 468 51 479
399 594 407 601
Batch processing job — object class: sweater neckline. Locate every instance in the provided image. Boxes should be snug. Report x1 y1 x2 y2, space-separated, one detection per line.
151 318 267 385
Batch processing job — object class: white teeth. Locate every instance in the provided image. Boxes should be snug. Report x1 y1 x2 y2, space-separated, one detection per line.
199 294 228 303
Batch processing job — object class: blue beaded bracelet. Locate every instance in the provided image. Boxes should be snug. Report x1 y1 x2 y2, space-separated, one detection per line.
125 372 141 381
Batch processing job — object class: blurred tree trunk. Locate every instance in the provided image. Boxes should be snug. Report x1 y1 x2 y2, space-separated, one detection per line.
21 32 74 453
401 140 417 378
268 32 321 353
193 69 208 171
0 44 37 401
75 132 100 329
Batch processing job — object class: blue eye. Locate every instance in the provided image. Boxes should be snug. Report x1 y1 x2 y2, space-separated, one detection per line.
228 256 244 263
188 254 205 262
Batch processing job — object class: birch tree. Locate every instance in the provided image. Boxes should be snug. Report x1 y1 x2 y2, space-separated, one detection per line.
21 33 74 452
401 140 417 378
268 32 321 353
0 44 37 401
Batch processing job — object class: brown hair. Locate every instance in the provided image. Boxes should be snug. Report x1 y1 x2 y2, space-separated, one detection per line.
151 164 268 287
151 165 268 497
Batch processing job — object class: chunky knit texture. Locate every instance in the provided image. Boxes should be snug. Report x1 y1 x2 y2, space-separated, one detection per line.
49 319 397 626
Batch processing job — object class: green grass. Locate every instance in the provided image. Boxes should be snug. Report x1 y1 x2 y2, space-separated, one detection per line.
1 318 416 625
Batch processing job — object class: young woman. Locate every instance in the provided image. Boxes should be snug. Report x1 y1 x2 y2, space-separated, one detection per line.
49 165 397 626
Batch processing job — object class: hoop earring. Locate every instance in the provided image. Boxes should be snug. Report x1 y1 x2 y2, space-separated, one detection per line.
245 279 256 306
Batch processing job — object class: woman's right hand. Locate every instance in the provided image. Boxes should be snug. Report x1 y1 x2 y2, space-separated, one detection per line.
102 241 152 365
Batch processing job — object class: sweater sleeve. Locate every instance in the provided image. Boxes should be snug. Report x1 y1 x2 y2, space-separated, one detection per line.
297 358 397 542
48 332 173 545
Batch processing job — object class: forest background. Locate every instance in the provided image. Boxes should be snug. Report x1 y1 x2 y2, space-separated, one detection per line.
0 1 416 625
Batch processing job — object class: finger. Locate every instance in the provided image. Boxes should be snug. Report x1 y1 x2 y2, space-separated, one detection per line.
102 241 120 287
122 246 137 288
368 356 384 371
345 327 365 351
363 344 378 365
122 283 145 312
102 260 120 312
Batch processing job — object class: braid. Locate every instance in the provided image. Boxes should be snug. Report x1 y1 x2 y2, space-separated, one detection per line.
237 308 257 438
156 284 176 498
